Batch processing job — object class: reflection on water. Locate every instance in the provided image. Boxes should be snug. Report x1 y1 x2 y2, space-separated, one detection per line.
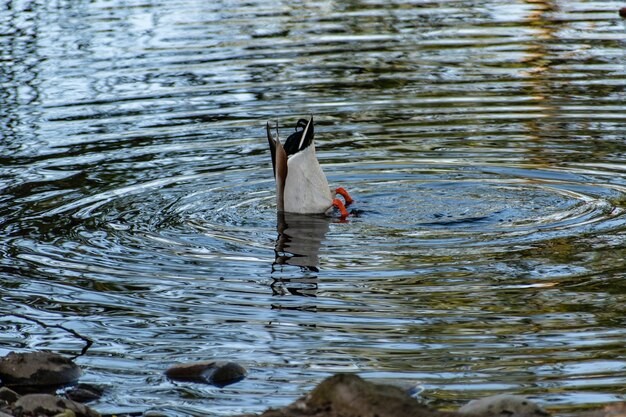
274 212 331 272
1 0 626 416
271 212 332 297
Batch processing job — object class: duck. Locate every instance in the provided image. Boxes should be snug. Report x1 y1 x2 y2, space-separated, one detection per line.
266 116 353 217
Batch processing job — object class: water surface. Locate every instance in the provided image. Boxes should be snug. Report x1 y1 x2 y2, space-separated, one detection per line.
1 0 626 415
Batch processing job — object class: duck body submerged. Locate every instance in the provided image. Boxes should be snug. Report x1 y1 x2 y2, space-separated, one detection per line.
266 117 352 217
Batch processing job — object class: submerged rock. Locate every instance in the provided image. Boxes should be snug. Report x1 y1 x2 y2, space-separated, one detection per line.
165 361 247 387
459 394 548 417
0 352 81 388
65 384 105 403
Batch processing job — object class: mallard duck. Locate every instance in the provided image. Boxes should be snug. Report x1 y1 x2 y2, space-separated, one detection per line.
266 116 353 217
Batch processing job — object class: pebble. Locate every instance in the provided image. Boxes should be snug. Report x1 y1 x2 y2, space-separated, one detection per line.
165 361 247 387
0 352 82 387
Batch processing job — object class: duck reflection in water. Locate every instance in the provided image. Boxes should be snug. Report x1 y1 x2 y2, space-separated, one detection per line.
271 211 332 297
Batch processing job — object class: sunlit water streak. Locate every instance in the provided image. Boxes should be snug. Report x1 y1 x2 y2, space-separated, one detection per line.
1 0 626 415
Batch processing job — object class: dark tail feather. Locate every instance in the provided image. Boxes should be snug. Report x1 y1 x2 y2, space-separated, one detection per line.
267 121 277 177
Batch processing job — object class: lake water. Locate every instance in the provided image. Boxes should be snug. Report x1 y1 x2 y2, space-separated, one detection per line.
1 0 626 415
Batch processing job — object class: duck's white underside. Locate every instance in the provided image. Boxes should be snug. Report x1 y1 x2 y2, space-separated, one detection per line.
284 145 333 214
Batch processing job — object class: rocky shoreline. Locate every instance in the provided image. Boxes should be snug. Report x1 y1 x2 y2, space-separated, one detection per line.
1 351 624 417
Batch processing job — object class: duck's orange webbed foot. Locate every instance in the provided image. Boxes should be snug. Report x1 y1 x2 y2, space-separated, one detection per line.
335 187 353 205
332 198 349 218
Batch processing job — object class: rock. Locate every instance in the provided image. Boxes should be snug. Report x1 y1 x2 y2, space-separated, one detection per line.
13 393 100 417
0 387 19 404
233 373 459 417
458 394 548 417
207 362 248 387
165 361 247 387
0 352 82 387
65 384 104 403
0 411 14 417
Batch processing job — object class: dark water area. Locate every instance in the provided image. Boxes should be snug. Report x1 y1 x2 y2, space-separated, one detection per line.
1 0 626 415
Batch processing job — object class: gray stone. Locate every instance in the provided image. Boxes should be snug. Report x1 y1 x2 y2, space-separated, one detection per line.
459 394 549 417
165 361 247 387
0 387 19 404
0 351 82 387
14 393 99 417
